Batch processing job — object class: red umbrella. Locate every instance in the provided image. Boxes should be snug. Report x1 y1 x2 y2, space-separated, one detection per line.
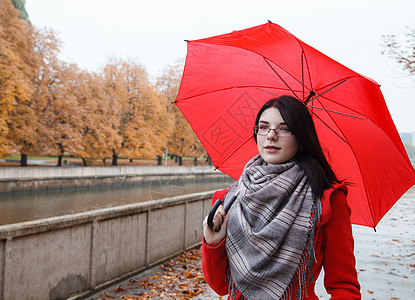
174 22 415 228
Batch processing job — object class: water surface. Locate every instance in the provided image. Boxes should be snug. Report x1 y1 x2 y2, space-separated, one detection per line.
0 178 235 226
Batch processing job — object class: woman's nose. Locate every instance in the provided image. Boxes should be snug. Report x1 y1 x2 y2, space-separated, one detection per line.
267 129 279 140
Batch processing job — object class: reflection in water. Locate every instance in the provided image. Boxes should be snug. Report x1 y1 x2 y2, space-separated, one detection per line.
0 178 235 226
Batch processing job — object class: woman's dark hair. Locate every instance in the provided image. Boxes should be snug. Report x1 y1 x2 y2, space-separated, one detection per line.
254 95 340 199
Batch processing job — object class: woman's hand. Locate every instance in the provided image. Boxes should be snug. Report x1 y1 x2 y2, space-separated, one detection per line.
203 205 229 247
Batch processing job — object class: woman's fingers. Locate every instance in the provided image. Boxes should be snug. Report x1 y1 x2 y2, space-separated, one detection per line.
212 205 226 230
203 205 228 247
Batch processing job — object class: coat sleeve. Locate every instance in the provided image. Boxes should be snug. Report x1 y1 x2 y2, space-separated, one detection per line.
202 237 229 296
201 188 230 296
321 189 361 299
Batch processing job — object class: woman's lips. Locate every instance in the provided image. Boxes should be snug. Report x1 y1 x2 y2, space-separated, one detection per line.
264 145 280 153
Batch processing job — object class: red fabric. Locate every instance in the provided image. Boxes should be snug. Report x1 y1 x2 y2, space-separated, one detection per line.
202 184 361 299
175 22 415 228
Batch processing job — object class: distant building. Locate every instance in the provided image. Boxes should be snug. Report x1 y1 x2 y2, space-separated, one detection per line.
400 132 415 145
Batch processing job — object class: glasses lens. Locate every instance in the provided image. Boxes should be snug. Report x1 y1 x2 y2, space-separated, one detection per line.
278 128 292 137
254 126 268 136
254 126 292 137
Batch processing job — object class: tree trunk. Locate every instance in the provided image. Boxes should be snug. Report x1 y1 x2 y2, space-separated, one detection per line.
157 156 162 165
82 158 88 166
20 153 28 167
103 158 106 166
112 149 118 166
56 144 64 167
130 158 133 163
194 157 198 166
178 156 183 166
164 145 168 166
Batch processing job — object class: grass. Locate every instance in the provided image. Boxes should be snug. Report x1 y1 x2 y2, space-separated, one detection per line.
0 155 212 167
4 155 57 161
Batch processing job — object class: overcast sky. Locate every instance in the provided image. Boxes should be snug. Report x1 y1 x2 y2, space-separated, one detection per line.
25 0 415 132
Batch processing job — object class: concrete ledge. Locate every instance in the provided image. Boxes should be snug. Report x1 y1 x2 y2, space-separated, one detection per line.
0 165 228 194
0 165 218 180
0 191 215 300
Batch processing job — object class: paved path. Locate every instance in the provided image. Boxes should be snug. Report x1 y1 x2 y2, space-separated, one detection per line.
90 186 414 299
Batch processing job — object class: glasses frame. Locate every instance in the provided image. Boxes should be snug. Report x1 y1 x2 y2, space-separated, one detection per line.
253 125 293 138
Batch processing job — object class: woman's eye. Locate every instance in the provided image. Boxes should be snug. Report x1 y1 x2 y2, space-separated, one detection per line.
280 127 291 132
259 125 269 130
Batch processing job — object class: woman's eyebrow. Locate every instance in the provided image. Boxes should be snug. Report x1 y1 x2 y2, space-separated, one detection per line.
258 120 270 124
259 120 287 125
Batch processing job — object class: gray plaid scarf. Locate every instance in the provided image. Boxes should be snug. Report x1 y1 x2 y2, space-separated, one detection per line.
224 155 320 299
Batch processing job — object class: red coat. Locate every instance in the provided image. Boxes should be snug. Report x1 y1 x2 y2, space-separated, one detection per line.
202 183 361 299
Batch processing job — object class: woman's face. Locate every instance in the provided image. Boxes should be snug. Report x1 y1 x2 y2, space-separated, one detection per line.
256 107 300 165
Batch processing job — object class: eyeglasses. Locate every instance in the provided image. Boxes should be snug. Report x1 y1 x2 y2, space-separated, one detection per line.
253 125 293 137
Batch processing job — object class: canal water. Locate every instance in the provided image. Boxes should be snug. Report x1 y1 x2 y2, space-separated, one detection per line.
0 178 235 226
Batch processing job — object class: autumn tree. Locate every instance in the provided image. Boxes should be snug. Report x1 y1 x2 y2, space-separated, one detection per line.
381 27 415 76
33 28 84 165
157 60 205 165
75 70 122 166
121 87 171 161
0 0 38 164
102 58 170 165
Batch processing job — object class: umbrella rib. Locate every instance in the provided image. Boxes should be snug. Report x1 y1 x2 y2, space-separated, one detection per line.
214 135 254 171
263 58 302 101
308 109 349 144
307 106 367 120
253 86 303 98
301 51 305 100
310 96 377 228
286 32 315 94
174 85 299 103
299 47 315 93
307 78 349 105
318 76 360 93
307 76 371 119
308 76 363 107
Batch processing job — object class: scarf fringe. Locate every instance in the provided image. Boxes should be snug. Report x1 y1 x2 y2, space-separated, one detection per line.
227 200 321 300
282 199 321 300
227 269 245 300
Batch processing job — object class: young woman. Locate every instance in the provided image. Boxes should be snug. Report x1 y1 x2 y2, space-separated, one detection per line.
202 96 361 299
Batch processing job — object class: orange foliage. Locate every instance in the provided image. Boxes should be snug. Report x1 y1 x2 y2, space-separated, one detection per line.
0 0 38 157
32 29 83 159
0 8 205 163
102 58 172 160
157 61 205 159
95 247 212 300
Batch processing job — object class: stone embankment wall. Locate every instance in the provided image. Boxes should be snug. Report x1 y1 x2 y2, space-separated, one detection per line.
0 165 226 194
0 191 214 299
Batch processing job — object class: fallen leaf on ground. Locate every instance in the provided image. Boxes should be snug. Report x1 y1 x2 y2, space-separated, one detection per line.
94 247 210 300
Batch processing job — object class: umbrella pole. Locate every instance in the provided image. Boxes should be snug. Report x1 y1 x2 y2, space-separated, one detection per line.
304 91 315 104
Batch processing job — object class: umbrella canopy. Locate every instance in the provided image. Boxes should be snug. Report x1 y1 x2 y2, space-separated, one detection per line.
174 22 415 228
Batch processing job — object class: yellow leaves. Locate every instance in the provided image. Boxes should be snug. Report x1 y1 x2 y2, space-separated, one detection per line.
95 247 210 300
0 0 37 156
0 12 200 160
